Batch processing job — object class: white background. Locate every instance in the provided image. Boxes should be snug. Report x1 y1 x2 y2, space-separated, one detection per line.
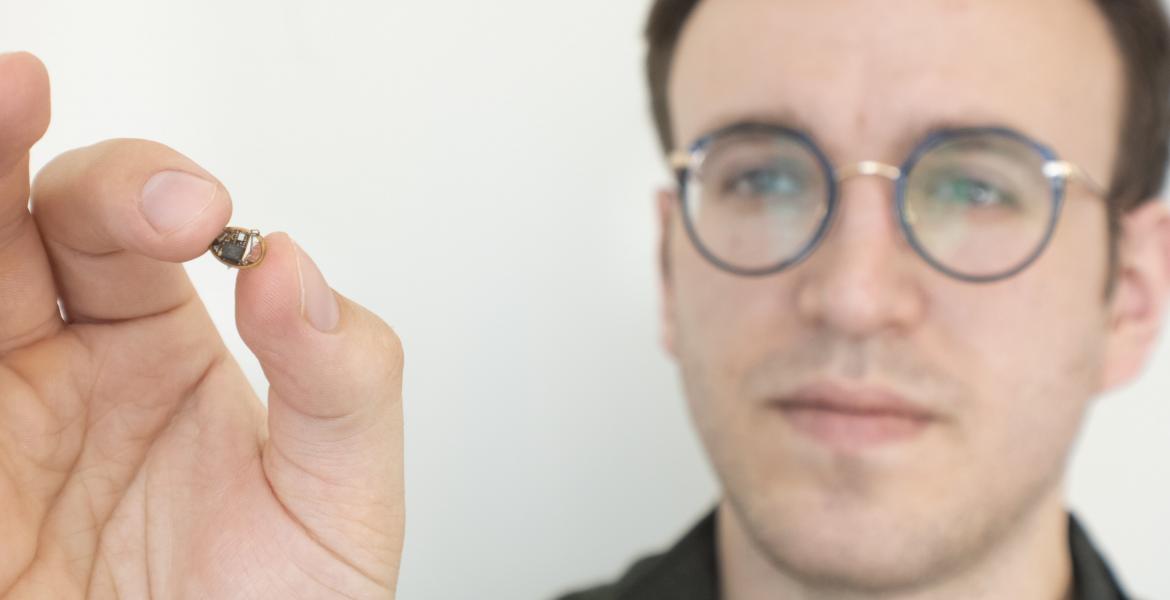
2 1 1167 598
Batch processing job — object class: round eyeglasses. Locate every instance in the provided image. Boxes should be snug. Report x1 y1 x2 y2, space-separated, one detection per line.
669 123 1106 283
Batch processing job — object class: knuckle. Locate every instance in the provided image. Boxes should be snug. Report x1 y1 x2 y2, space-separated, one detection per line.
354 310 405 379
333 307 405 390
371 317 405 373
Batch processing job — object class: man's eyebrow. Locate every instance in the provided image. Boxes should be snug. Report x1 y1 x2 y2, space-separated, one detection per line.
905 115 1026 141
684 111 1030 154
684 110 814 148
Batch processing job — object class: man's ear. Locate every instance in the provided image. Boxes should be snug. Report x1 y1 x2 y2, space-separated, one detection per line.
1103 199 1170 390
657 187 679 359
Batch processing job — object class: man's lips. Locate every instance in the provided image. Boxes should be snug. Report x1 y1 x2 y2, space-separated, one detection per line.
770 382 937 448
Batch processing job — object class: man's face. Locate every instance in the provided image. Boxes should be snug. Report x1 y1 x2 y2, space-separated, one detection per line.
662 0 1126 588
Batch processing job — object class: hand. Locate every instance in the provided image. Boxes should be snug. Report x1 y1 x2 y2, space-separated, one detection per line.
0 53 404 599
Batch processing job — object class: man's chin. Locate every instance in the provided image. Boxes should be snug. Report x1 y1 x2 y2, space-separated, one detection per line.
722 494 979 593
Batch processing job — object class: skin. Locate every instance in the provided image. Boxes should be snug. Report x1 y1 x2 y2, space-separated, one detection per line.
0 53 404 598
658 0 1170 598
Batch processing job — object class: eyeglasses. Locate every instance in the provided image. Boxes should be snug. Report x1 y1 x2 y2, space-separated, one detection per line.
669 123 1106 283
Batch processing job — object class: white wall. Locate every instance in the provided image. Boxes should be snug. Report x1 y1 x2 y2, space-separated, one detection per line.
1 1 1166 598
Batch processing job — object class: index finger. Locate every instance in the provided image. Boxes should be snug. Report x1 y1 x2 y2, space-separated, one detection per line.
31 138 232 324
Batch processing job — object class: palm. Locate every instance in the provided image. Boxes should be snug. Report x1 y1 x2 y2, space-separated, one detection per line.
0 54 403 599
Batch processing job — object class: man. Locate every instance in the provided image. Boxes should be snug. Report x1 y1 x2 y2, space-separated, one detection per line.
0 0 1166 599
559 0 1170 599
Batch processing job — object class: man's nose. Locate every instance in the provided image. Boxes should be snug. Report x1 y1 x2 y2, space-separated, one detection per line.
795 173 925 337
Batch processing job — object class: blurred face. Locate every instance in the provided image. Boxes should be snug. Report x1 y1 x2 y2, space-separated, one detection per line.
661 0 1126 589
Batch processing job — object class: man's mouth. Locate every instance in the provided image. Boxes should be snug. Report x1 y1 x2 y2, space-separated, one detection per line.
770 381 937 450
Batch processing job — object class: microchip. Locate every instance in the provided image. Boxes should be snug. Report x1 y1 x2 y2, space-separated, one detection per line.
210 227 266 269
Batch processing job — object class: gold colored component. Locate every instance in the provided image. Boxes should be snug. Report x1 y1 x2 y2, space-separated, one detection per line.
836 161 902 183
1045 160 1106 197
209 227 266 269
669 151 691 171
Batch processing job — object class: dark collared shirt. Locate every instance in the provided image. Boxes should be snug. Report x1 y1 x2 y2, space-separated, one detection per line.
557 508 1129 600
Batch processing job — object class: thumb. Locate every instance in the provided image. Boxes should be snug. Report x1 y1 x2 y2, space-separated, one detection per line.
235 231 405 592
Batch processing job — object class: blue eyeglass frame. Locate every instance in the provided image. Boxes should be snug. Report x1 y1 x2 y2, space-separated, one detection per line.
669 122 1105 283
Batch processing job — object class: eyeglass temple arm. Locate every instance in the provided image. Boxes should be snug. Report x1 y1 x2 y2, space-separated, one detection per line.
1044 161 1107 197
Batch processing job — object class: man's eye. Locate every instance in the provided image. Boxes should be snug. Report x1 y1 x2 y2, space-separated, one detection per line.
724 168 805 198
931 177 1018 209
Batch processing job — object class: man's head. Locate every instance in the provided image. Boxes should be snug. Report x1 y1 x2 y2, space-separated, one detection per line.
648 0 1170 592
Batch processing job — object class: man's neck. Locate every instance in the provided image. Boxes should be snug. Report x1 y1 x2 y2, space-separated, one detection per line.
717 490 1073 600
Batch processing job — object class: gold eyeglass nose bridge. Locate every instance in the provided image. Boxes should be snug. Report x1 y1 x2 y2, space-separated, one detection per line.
834 160 902 183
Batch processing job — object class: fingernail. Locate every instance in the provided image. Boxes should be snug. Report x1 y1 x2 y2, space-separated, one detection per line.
295 241 341 332
140 170 217 234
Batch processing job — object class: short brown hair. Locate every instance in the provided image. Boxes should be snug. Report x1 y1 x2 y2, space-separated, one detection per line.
645 0 1170 227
